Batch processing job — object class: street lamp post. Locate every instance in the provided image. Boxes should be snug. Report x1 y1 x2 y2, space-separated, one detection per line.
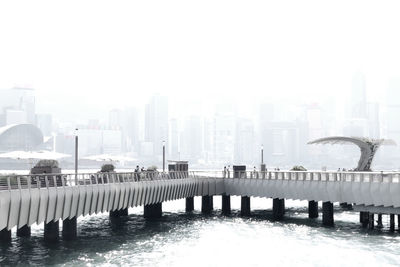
162 140 166 172
75 128 79 180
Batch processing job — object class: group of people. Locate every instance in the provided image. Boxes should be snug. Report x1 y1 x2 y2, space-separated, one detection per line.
134 166 146 173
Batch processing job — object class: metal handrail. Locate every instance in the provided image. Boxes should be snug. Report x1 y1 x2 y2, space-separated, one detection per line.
0 171 194 191
0 170 399 191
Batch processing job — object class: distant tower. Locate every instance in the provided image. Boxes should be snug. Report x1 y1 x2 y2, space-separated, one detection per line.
145 95 168 156
351 72 367 119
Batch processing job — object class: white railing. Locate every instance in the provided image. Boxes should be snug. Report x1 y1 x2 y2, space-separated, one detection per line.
0 171 195 191
1 170 399 191
191 170 400 183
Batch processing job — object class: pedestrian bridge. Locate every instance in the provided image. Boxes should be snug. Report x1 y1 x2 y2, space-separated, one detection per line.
1 170 400 240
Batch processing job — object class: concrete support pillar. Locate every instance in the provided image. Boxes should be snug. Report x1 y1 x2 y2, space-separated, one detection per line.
308 201 319 219
120 208 128 216
186 197 194 212
17 225 31 237
273 198 285 220
109 210 121 218
0 228 11 242
62 217 77 240
339 202 353 210
144 203 162 219
201 196 213 214
360 212 369 228
222 194 231 215
390 214 395 232
398 215 400 231
241 196 251 216
368 213 374 230
377 214 383 228
44 220 59 242
322 202 334 226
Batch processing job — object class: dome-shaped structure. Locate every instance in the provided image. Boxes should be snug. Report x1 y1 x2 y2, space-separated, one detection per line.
0 124 44 152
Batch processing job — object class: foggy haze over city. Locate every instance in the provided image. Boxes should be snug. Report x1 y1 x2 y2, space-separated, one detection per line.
1 0 400 171
3 2 400 266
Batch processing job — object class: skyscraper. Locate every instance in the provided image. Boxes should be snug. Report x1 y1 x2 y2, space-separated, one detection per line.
234 118 255 165
181 115 202 162
0 87 36 126
145 95 168 156
351 72 367 119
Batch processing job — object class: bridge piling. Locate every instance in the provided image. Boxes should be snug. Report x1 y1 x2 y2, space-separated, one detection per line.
360 212 369 228
44 221 59 242
120 208 129 216
17 225 31 237
144 203 162 219
273 198 285 220
398 215 400 231
0 228 11 242
390 214 395 232
368 213 374 230
322 202 334 226
109 210 121 218
222 194 231 215
186 197 194 212
308 201 319 218
377 214 383 228
241 196 251 216
201 196 213 214
62 217 77 240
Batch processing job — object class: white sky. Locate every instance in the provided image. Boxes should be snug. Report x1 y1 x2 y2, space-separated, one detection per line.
0 0 399 119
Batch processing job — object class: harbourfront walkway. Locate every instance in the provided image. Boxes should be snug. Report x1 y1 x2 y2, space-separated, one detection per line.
1 170 400 241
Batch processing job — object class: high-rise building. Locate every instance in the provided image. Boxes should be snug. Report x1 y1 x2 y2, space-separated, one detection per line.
169 118 179 159
212 104 236 165
367 102 380 139
145 95 168 156
181 116 202 162
351 72 367 119
122 107 140 153
0 87 36 126
36 113 53 137
234 118 255 165
386 77 400 147
109 109 122 129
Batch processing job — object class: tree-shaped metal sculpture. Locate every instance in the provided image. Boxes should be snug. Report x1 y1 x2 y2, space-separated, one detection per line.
308 136 396 171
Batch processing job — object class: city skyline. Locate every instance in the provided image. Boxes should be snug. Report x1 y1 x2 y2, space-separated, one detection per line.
1 73 400 171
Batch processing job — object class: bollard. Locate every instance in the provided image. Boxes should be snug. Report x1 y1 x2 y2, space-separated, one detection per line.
17 225 31 237
273 198 285 220
308 201 319 219
186 197 194 212
322 202 334 226
144 203 162 219
241 196 251 216
44 220 60 242
62 217 77 240
0 228 11 242
222 194 231 215
201 196 213 214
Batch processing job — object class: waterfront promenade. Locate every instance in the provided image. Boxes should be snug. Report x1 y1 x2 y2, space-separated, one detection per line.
1 169 400 241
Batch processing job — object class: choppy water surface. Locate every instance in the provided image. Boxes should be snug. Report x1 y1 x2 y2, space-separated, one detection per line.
1 197 400 266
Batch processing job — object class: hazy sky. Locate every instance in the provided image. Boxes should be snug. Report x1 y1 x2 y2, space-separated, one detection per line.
1 0 399 119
